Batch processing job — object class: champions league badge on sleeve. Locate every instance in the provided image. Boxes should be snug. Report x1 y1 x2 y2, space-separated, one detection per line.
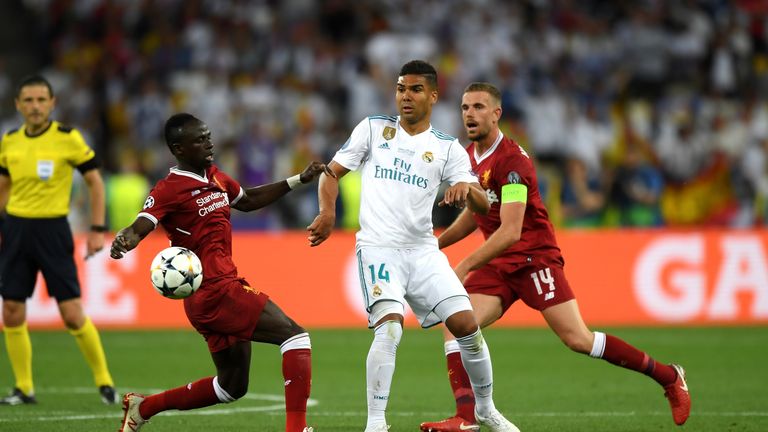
507 171 522 184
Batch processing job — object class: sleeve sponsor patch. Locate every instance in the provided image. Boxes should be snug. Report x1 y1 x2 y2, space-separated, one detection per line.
501 183 527 204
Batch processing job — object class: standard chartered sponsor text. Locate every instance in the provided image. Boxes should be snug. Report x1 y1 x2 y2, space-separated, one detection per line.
198 191 230 216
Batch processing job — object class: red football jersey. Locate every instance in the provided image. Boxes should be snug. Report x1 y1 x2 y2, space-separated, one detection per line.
467 134 563 265
138 165 244 287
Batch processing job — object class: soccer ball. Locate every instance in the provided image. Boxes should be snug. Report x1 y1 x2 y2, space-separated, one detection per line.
150 246 203 299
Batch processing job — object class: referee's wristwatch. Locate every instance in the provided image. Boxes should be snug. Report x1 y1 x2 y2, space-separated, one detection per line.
90 224 108 233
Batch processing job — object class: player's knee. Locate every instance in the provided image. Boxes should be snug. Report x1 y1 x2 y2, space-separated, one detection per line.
560 331 591 354
445 311 479 338
58 300 86 329
288 322 308 339
227 383 248 400
370 320 402 357
60 312 84 330
214 375 248 402
274 315 307 345
437 297 477 338
374 320 402 343
2 300 26 326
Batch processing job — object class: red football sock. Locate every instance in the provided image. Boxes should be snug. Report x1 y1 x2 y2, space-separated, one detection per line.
446 351 476 422
283 348 311 432
139 377 220 419
602 335 677 386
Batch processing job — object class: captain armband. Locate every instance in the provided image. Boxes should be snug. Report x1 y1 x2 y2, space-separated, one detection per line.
501 183 527 204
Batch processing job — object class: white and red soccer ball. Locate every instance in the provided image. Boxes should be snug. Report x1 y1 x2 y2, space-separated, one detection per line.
150 246 203 299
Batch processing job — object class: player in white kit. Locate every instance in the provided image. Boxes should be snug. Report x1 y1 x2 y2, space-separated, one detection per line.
308 60 519 432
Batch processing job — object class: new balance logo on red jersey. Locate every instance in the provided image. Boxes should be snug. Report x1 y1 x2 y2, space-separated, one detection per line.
485 189 498 204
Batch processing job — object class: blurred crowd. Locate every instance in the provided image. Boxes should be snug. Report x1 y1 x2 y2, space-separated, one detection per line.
1 0 768 230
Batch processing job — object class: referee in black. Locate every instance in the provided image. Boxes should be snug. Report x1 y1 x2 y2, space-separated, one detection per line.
0 75 118 405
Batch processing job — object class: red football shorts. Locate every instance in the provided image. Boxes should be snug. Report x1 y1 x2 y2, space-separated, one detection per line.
464 256 575 313
184 278 269 352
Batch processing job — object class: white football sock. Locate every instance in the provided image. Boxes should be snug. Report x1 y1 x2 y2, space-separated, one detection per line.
444 339 460 356
366 320 402 428
589 331 606 358
280 332 312 354
456 329 496 416
212 376 236 403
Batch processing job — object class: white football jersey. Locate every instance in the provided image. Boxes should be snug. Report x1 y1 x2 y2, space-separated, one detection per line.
333 115 477 248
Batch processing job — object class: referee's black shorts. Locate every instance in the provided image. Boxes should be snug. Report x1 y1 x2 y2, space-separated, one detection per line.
0 215 81 302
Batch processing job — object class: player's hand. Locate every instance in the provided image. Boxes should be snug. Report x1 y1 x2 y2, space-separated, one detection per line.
439 182 470 208
307 212 335 247
110 234 128 259
454 261 471 284
299 161 337 184
85 231 105 260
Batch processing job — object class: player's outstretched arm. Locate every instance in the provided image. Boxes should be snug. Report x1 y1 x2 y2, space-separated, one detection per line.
307 160 348 247
110 217 155 259
438 208 478 250
439 182 490 215
466 182 490 214
454 201 525 281
234 161 334 212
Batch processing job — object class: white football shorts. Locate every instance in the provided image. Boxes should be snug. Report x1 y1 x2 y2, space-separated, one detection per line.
355 245 471 328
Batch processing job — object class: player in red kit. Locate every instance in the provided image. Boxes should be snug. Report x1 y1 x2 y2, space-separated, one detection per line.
419 83 691 432
110 113 332 432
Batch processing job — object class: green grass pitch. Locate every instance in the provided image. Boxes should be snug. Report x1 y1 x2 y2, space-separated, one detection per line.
0 327 766 431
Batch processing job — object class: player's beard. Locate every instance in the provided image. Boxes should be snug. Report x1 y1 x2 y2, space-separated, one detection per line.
468 126 489 143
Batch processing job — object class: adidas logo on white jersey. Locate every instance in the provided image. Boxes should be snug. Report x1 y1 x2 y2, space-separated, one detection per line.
378 142 390 149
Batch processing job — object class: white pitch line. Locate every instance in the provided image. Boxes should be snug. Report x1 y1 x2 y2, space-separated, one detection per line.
0 387 317 423
1 388 766 423
3 410 768 423
294 411 768 418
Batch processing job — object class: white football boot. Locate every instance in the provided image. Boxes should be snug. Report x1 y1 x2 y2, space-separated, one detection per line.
475 408 521 432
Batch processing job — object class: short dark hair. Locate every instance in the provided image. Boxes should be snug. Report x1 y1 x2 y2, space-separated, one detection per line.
164 113 200 151
399 60 438 89
16 74 54 98
464 82 502 106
